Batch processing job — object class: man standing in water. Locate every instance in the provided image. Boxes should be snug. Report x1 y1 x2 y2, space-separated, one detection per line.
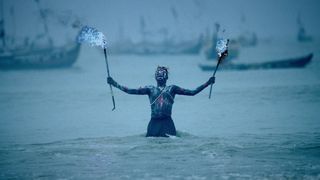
107 53 227 137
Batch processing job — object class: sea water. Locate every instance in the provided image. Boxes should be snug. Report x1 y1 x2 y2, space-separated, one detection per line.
0 40 320 179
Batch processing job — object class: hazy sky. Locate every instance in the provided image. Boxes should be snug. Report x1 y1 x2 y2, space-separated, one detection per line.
1 0 320 46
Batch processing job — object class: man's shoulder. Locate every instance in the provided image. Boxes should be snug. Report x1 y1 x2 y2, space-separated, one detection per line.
168 85 178 89
166 85 177 91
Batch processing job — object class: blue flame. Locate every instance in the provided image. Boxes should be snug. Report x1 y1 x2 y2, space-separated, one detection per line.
216 38 228 57
77 26 107 49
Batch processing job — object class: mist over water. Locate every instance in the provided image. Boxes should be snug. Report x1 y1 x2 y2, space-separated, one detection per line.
1 0 320 179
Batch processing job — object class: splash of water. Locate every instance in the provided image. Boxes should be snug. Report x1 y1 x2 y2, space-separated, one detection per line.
77 26 107 49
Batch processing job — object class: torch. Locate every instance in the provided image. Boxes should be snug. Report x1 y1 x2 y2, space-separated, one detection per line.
208 38 229 99
77 26 116 110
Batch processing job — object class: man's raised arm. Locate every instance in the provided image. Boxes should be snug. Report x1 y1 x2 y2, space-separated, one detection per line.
107 77 150 95
173 77 215 96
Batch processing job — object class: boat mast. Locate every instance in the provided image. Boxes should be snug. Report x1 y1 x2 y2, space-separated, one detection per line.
10 5 15 45
34 0 53 47
0 0 6 49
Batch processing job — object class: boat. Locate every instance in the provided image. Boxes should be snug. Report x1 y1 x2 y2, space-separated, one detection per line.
0 43 80 69
110 38 202 55
237 31 258 47
0 0 80 70
199 53 313 71
237 14 258 47
108 14 203 55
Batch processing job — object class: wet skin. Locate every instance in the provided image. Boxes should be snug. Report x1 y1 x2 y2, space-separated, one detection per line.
108 77 214 119
107 66 216 136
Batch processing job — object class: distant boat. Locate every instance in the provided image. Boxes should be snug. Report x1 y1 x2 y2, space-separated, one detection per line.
237 31 258 47
296 14 313 43
0 43 80 69
111 37 203 55
109 15 202 55
199 53 313 71
0 0 80 70
297 27 313 43
237 14 258 47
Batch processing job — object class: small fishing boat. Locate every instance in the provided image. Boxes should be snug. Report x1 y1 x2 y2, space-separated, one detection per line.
199 53 313 71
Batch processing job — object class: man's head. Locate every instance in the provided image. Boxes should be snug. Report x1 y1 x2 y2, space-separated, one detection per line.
155 66 168 85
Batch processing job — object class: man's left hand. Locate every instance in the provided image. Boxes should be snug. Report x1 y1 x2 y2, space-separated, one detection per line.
107 77 116 86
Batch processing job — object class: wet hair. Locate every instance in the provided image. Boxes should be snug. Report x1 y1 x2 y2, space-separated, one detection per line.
155 66 169 80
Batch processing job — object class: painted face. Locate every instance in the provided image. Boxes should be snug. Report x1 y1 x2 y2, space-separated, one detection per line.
155 67 168 82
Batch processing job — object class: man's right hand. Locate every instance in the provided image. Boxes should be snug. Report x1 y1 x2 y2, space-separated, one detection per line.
208 76 215 85
107 77 116 86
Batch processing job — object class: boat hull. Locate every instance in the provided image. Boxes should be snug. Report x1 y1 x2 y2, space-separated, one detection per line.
0 43 80 70
199 53 313 71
